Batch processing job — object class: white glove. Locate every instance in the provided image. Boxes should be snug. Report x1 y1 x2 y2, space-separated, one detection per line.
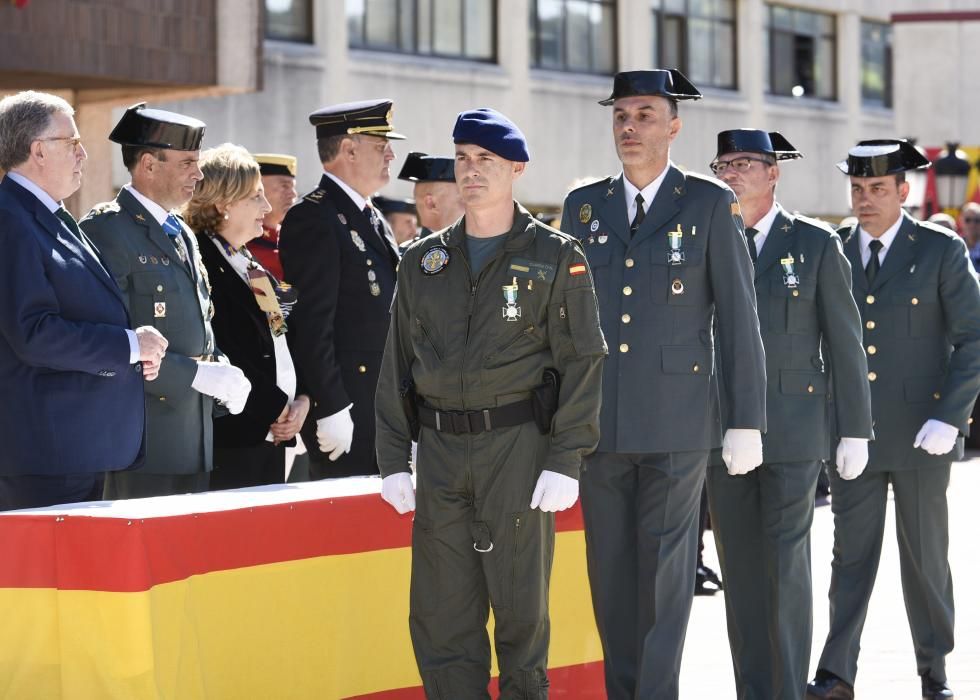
316 407 354 460
381 472 416 514
913 419 959 455
529 470 579 512
722 428 763 476
191 361 251 415
835 437 870 480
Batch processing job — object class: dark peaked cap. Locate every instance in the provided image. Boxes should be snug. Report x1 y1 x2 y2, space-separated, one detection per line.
108 103 206 150
836 139 931 176
715 129 803 161
599 69 702 106
309 99 406 140
398 151 455 182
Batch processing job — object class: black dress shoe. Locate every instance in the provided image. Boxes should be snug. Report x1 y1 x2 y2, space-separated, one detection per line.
921 673 954 699
805 670 854 699
694 565 723 596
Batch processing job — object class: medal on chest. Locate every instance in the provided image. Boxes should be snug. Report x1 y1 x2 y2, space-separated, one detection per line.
668 224 686 265
502 278 522 321
781 253 799 289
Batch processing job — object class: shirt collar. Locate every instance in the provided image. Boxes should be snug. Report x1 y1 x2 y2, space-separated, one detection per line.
6 171 60 213
124 184 172 225
622 161 672 213
752 201 780 238
859 212 903 256
323 170 368 211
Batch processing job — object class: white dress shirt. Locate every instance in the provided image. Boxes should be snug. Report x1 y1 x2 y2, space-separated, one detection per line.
324 171 368 211
859 214 903 268
623 162 672 223
746 201 780 258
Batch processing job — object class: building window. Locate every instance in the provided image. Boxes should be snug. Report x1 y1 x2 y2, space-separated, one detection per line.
861 20 892 108
651 0 736 90
265 0 314 43
346 0 496 61
765 4 836 100
529 0 616 74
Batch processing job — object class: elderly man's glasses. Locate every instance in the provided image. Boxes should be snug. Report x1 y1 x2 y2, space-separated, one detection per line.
709 156 773 175
37 135 83 149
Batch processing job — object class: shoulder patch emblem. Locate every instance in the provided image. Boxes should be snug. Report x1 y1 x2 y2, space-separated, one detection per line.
304 188 326 203
579 203 592 224
421 246 450 275
731 201 741 217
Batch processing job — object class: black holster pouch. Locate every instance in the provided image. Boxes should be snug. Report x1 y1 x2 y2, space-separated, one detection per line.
400 377 420 440
531 368 560 435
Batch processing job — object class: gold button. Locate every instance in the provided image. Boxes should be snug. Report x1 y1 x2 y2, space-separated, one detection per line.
623 286 633 296
933 392 941 400
911 297 919 305
866 320 876 330
970 417 974 425
159 396 167 401
366 259 373 267
156 285 164 292
619 343 629 353
792 290 800 297
807 385 814 393
358 365 367 374
621 313 631 324
868 371 877 381
692 363 700 373
866 295 875 304
867 345 877 355
625 258 634 268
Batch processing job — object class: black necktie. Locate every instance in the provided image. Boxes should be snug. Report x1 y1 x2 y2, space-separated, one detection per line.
745 227 759 263
866 239 883 285
630 193 645 238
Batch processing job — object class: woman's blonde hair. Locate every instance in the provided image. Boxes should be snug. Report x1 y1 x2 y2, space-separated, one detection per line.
182 143 261 233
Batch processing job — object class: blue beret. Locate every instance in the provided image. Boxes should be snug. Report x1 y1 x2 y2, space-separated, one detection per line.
452 108 530 162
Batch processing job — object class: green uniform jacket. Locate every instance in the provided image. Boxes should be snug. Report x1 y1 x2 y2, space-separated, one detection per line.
560 168 766 454
81 188 220 475
841 213 980 470
748 205 873 462
376 203 607 479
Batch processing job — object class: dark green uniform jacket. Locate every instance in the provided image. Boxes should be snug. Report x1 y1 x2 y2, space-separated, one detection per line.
376 203 607 478
841 213 980 470
82 188 220 475
560 167 766 453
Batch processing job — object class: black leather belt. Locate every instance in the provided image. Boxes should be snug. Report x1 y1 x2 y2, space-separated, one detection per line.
418 399 535 435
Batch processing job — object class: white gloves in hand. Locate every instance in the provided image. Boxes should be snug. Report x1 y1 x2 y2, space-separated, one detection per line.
191 361 251 415
530 470 579 512
316 407 354 460
722 428 764 476
914 419 959 455
381 472 416 514
835 437 870 480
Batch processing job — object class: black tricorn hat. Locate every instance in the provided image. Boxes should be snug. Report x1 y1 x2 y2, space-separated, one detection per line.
372 195 416 216
108 103 206 150
836 139 931 176
599 69 702 106
309 99 406 140
398 151 455 182
715 129 803 161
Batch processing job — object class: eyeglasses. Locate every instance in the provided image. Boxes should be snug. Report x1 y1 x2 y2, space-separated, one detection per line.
37 135 83 149
963 217 980 224
709 156 773 175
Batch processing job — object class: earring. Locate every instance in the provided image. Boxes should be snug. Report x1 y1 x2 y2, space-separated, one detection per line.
223 213 229 220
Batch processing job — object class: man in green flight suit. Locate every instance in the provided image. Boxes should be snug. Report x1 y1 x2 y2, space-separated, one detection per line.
705 128 873 700
560 70 767 700
375 108 606 699
807 140 980 700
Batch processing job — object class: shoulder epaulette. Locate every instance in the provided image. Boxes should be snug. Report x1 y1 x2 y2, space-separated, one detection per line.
304 188 326 204
88 201 121 217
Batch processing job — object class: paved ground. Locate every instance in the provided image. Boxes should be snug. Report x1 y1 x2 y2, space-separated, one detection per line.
681 452 980 699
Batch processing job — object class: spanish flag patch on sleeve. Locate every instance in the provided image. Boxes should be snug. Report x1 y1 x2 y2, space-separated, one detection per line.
731 201 741 217
569 263 587 276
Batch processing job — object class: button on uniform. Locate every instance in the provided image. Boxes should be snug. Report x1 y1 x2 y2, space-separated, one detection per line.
868 371 877 382
866 320 876 330
625 258 634 268
358 365 367 374
620 343 629 353
867 345 877 355
623 286 633 296
622 313 631 324
866 295 875 304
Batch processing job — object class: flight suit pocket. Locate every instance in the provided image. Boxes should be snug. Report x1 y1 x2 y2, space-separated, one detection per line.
409 515 443 618
492 510 553 623
652 246 703 305
564 287 606 356
779 369 827 395
769 275 817 334
903 375 943 403
484 323 546 369
131 271 174 333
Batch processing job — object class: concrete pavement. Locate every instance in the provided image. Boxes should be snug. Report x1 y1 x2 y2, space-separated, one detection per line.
681 453 980 699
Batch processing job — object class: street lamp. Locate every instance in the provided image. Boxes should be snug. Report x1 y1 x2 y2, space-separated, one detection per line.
932 142 971 211
902 137 927 218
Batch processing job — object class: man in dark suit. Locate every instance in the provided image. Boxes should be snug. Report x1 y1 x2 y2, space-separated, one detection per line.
279 99 403 478
705 129 873 700
560 70 767 700
82 104 251 499
807 140 980 700
0 91 167 511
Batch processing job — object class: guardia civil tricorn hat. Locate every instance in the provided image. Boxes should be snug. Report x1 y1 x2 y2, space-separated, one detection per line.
398 151 455 183
836 139 930 176
309 99 406 140
599 69 702 106
108 103 206 150
715 129 803 160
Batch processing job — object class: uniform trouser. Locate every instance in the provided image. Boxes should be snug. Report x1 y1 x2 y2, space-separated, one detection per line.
410 422 553 700
706 460 822 700
816 465 954 685
580 449 708 700
103 471 210 499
